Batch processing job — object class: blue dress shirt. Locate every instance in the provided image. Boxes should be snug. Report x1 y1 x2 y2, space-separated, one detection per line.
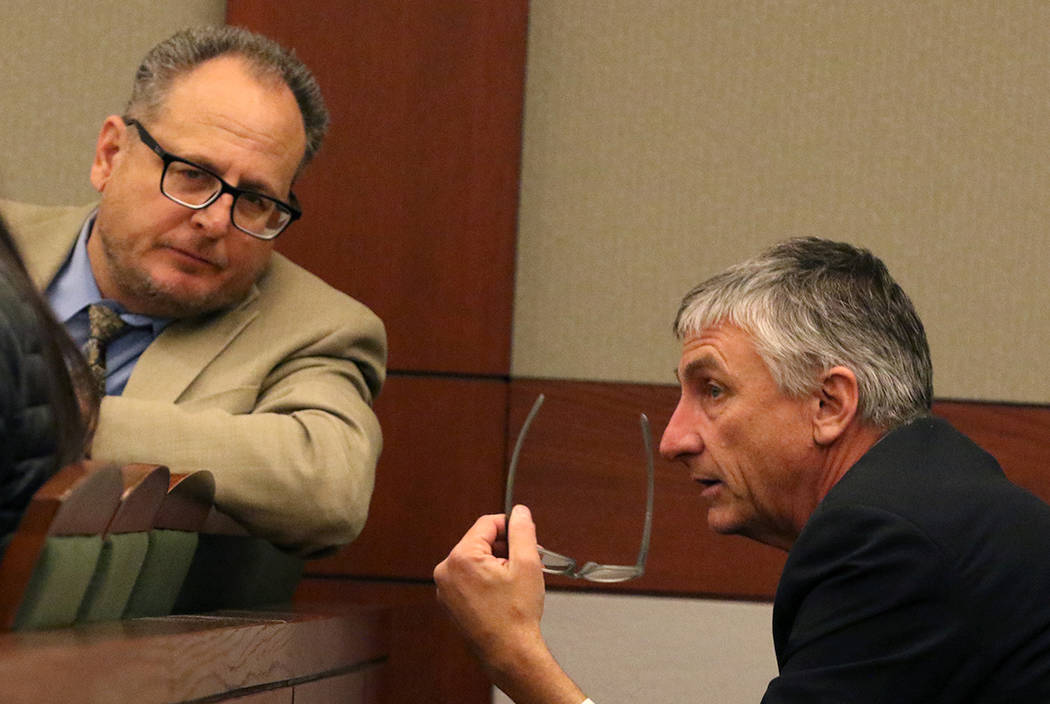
46 212 171 396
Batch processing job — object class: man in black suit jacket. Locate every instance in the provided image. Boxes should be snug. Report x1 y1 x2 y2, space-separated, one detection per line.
434 237 1050 703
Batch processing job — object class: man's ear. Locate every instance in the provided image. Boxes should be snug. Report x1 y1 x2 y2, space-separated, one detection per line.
89 116 128 193
813 366 861 446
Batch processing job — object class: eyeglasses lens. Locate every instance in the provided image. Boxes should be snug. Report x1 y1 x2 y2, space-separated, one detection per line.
163 162 221 206
161 164 290 239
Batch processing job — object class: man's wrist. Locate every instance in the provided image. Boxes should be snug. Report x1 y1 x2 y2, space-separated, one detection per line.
486 636 587 704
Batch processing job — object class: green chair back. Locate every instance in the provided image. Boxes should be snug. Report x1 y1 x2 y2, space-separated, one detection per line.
77 464 170 623
123 470 214 618
0 462 123 630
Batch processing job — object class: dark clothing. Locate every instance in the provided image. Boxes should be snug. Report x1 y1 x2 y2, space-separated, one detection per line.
763 417 1050 702
0 265 62 545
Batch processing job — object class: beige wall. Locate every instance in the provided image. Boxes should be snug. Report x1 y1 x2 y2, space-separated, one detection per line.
0 0 225 206
513 0 1050 405
494 593 777 704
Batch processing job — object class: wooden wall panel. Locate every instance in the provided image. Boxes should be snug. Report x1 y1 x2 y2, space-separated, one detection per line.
508 380 1050 600
227 6 527 701
308 375 508 580
297 579 490 704
227 0 527 375
293 668 379 704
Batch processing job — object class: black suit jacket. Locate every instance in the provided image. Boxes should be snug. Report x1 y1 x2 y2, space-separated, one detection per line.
763 417 1050 703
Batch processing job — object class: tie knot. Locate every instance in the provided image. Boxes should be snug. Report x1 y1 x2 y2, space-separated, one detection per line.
88 304 128 345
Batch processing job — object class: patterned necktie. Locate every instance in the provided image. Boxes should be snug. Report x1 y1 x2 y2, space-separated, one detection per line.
85 303 129 396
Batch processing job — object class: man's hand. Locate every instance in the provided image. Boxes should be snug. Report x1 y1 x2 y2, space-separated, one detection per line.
435 505 587 704
434 505 546 668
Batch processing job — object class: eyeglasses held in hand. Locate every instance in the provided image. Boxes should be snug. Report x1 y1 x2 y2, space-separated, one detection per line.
503 394 654 583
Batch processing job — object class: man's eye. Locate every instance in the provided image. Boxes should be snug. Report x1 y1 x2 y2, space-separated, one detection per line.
706 384 723 399
170 164 212 184
238 193 273 215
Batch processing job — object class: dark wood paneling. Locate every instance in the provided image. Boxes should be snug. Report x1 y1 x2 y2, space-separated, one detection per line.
227 1 527 375
507 380 1050 600
297 578 490 704
0 608 387 702
308 375 508 580
227 5 526 700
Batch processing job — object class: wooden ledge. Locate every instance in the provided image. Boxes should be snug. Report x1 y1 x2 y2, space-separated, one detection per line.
0 605 389 703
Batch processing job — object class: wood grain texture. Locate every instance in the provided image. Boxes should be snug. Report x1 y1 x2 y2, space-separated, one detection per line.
0 608 387 703
226 0 528 375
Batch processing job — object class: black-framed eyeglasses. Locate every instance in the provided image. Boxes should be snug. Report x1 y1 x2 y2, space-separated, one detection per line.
124 118 301 240
504 394 654 583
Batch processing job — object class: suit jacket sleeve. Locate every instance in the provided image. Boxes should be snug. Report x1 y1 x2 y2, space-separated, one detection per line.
89 257 387 558
762 505 975 703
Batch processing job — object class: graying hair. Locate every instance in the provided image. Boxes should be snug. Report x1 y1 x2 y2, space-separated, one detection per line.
674 237 932 430
124 25 329 170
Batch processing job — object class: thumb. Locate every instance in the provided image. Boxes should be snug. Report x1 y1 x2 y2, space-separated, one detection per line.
507 504 539 564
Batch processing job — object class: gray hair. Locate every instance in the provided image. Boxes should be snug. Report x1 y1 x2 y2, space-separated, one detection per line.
124 25 329 170
674 237 932 430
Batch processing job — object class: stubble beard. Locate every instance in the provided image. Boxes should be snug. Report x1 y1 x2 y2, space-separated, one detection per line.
96 227 248 319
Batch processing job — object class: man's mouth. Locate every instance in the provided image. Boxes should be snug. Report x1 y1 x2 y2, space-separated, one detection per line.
694 478 723 496
164 244 223 268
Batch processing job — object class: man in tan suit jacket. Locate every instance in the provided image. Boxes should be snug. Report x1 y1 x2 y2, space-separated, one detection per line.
2 27 386 557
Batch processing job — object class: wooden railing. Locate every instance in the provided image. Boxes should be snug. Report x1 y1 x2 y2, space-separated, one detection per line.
0 463 389 703
0 605 388 703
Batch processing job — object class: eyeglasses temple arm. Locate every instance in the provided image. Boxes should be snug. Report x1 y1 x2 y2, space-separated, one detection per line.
634 413 655 571
504 393 546 538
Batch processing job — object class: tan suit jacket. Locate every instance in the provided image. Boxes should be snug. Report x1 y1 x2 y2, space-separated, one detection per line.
2 200 387 556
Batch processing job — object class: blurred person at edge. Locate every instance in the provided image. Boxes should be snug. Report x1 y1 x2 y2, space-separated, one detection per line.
0 212 97 552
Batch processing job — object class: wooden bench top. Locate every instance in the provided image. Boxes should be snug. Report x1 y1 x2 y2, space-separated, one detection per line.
0 605 389 703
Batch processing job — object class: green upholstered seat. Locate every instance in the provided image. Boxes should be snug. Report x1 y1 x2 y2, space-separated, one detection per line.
0 462 124 630
123 470 214 618
14 535 104 629
76 532 150 622
75 464 169 623
122 528 199 618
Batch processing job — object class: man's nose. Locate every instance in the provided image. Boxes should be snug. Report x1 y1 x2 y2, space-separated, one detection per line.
659 400 703 461
190 194 234 236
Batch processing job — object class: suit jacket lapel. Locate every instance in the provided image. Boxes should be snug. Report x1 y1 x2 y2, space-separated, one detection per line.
2 200 96 288
122 285 261 402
